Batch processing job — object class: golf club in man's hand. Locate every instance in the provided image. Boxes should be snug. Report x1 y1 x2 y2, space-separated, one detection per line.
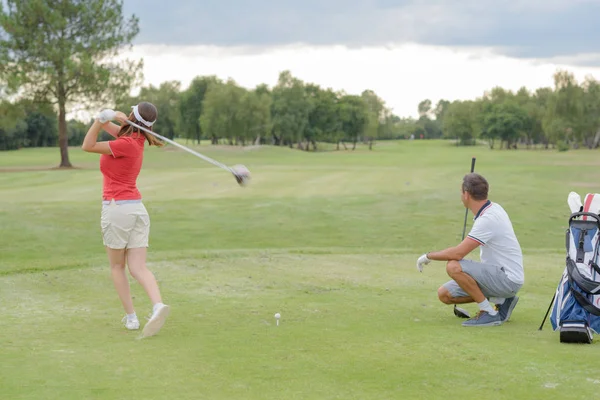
415 157 475 319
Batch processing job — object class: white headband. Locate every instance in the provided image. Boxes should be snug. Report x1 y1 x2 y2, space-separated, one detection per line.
131 105 155 127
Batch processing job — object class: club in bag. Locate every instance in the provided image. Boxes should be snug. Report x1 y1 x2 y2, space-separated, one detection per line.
567 191 583 213
538 293 555 331
123 119 251 186
453 157 477 319
538 192 584 331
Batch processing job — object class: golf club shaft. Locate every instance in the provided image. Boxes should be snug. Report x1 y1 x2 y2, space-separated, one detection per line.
455 157 476 317
461 157 476 240
123 120 233 173
538 293 556 331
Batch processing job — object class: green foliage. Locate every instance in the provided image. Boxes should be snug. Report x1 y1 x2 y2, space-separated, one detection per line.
481 100 528 149
178 76 222 144
3 66 600 152
305 85 340 150
238 87 272 145
0 99 57 150
443 100 477 145
0 99 27 150
200 79 247 144
338 94 369 149
0 0 143 166
270 71 313 147
557 140 570 152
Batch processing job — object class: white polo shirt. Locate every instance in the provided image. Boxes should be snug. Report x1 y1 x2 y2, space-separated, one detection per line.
467 200 524 285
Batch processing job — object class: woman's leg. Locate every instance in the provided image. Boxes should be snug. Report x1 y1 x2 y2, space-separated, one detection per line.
106 246 135 315
127 247 170 337
126 247 162 305
127 203 170 337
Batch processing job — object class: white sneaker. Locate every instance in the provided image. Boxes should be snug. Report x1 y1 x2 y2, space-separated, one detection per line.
142 304 170 338
122 316 140 330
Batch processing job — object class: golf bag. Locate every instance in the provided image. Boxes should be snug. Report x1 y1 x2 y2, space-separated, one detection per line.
550 194 600 343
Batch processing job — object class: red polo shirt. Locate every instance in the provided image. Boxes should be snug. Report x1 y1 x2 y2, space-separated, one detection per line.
99 133 146 201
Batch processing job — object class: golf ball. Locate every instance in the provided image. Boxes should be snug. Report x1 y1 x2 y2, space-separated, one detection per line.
274 313 280 319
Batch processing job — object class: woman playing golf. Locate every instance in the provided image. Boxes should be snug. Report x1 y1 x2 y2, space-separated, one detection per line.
82 102 170 337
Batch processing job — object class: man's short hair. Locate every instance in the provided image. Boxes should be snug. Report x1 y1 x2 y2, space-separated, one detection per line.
462 173 489 200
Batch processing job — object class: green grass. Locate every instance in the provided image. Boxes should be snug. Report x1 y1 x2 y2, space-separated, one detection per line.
2 140 600 399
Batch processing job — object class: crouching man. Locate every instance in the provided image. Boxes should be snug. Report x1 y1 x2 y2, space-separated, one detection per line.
416 173 524 327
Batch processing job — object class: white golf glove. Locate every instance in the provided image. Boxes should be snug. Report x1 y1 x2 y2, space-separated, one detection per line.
416 253 431 272
97 109 116 123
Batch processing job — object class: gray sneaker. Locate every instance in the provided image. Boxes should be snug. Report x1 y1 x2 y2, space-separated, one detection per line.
497 296 519 322
462 310 503 327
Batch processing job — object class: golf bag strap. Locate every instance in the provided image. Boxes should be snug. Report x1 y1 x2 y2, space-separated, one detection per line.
566 258 600 294
592 262 600 276
570 289 600 316
570 211 600 224
566 258 600 316
576 228 586 262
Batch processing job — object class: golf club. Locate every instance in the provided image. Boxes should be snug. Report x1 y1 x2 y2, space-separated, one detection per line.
453 157 476 319
539 192 584 331
538 293 555 331
567 192 583 213
123 119 251 186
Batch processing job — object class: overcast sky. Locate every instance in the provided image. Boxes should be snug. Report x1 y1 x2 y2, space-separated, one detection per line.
117 0 600 118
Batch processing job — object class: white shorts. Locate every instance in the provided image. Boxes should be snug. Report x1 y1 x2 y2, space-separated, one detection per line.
100 199 150 249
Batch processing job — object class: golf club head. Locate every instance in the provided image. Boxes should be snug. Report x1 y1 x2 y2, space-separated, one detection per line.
567 191 583 213
231 164 251 186
453 305 470 319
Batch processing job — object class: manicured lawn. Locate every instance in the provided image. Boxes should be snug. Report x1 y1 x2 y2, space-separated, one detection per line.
2 140 599 399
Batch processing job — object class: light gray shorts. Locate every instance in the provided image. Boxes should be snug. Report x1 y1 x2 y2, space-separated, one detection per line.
443 259 522 299
100 199 150 249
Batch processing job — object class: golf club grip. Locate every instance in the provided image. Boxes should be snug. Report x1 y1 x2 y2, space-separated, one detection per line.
461 157 476 240
123 120 233 172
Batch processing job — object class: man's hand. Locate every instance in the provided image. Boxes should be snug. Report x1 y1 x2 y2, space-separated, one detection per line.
416 253 431 272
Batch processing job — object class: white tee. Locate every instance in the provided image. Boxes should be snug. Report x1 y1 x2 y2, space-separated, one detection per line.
467 201 524 285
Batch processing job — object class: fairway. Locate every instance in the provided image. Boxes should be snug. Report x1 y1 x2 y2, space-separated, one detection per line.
2 140 600 399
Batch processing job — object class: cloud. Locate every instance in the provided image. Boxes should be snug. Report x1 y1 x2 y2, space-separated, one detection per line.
118 43 600 119
122 0 600 65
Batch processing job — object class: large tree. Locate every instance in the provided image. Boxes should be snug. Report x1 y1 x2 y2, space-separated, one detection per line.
0 0 143 167
338 94 369 150
270 71 312 147
443 100 477 145
200 79 246 145
178 75 221 144
361 90 386 150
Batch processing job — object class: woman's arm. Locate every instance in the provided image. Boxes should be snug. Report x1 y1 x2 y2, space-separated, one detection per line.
102 122 121 138
102 111 128 138
81 110 129 155
81 120 113 155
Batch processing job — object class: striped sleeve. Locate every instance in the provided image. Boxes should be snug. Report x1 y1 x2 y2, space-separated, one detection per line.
467 234 486 245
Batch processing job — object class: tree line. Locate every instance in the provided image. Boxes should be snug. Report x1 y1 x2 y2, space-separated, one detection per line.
437 70 600 150
93 68 600 151
2 1 600 160
4 68 600 153
113 71 400 151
